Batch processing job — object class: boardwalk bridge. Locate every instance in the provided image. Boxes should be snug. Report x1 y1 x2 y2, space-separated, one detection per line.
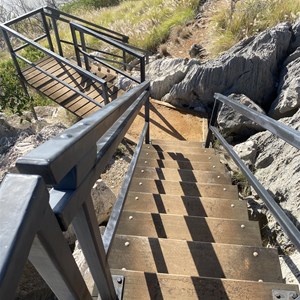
0 7 300 300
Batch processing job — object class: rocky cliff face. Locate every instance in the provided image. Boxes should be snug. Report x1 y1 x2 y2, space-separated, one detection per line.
147 18 300 284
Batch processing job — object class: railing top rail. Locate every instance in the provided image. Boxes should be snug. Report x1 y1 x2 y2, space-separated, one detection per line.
0 23 107 86
214 93 300 150
43 6 128 41
3 7 44 26
16 81 150 186
70 22 145 59
208 93 300 251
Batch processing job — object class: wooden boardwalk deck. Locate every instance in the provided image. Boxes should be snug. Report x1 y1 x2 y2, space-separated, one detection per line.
22 56 120 118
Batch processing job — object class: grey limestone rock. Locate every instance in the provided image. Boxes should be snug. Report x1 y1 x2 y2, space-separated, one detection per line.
217 93 265 138
146 57 199 100
269 53 300 119
247 110 300 250
163 23 292 108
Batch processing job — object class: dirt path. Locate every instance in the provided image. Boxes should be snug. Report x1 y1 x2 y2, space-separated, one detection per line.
127 99 208 143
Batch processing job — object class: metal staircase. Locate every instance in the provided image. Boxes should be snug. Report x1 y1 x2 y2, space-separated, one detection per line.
0 7 300 300
0 6 147 118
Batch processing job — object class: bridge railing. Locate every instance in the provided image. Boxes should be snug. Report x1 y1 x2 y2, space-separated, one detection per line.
0 81 150 300
70 22 146 84
205 93 300 250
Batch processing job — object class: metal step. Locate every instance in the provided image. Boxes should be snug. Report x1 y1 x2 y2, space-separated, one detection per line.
111 269 299 300
133 166 231 184
109 235 282 282
117 211 262 246
129 178 238 199
124 192 249 220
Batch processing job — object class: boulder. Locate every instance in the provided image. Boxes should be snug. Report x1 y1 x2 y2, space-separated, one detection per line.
146 57 199 100
247 109 300 250
233 140 258 169
162 23 292 108
91 179 116 225
268 54 300 119
189 43 205 59
217 94 265 138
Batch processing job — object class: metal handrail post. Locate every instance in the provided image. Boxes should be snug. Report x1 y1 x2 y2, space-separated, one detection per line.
50 15 63 56
79 30 90 71
145 91 150 144
40 11 54 52
205 99 221 148
70 24 82 67
140 55 146 83
72 196 117 299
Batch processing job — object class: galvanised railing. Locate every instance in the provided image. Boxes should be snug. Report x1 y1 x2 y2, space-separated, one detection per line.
0 81 150 300
206 93 300 250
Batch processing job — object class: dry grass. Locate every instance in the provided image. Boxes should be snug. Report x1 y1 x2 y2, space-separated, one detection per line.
207 0 300 56
59 0 199 53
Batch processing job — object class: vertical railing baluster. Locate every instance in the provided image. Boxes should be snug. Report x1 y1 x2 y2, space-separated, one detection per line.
140 56 146 83
72 196 117 300
51 16 63 56
70 25 82 67
145 91 150 144
205 98 221 148
40 11 54 52
80 30 90 71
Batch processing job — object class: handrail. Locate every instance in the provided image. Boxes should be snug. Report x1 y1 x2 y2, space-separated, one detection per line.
206 93 300 250
70 21 146 83
0 23 110 103
0 81 150 299
43 6 128 42
0 174 92 300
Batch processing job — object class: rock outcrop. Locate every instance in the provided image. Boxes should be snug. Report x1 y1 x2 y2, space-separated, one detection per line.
146 57 199 100
269 51 300 119
217 93 265 138
233 109 300 250
160 23 292 108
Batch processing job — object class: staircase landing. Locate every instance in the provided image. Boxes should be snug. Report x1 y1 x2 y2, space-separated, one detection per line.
22 56 121 118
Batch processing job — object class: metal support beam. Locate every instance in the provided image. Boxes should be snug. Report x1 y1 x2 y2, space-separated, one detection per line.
72 196 117 300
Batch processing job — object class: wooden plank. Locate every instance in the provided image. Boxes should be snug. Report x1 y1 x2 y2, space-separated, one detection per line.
117 211 262 246
22 57 56 78
151 139 206 148
124 192 249 220
139 149 220 163
133 166 231 184
143 144 215 154
129 178 238 199
137 158 224 171
111 270 299 300
109 235 283 282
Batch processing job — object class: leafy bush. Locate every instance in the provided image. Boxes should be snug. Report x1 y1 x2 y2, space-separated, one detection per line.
0 47 49 116
0 60 32 115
